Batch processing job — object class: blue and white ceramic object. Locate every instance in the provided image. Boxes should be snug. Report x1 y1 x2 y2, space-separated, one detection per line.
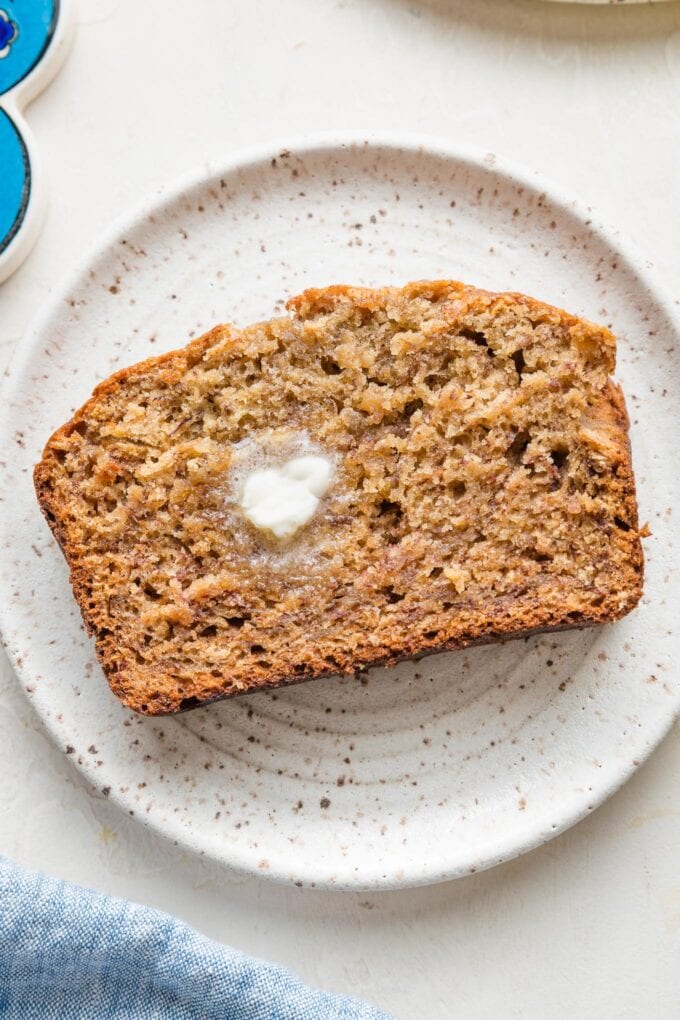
0 0 73 284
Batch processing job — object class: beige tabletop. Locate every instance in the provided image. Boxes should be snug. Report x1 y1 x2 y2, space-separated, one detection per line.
1 2 679 1017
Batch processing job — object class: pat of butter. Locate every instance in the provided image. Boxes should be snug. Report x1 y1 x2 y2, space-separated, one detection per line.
240 455 333 539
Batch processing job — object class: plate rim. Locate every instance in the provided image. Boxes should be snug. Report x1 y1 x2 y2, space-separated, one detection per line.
1 130 678 890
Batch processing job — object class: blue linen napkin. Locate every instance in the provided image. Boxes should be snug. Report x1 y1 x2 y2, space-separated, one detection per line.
0 857 393 1019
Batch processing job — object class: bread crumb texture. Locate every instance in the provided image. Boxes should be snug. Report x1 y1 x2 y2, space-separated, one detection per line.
34 281 644 714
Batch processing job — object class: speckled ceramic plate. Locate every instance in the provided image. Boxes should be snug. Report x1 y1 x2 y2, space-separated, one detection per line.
1 135 678 890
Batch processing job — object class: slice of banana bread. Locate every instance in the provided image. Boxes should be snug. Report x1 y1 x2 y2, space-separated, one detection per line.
34 281 644 715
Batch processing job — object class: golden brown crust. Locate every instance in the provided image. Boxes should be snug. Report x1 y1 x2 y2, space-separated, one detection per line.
34 281 644 715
